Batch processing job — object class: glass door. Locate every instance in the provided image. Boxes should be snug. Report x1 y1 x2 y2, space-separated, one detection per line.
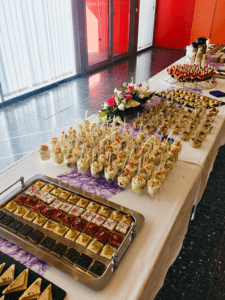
86 0 110 69
137 0 156 51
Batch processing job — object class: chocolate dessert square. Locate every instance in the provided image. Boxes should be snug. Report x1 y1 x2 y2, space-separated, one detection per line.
8 220 23 232
89 261 106 277
64 248 80 264
18 224 33 238
41 206 56 218
13 194 28 205
24 196 38 207
52 242 67 257
0 214 14 226
33 202 46 213
40 237 56 251
61 214 76 227
51 210 66 221
95 228 110 244
76 253 93 271
83 222 100 236
28 229 44 244
71 218 86 231
0 211 6 220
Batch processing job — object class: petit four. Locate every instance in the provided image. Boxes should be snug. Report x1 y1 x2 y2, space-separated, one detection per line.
98 206 111 217
92 215 106 226
64 248 80 264
76 198 89 208
33 202 46 213
60 203 72 213
23 209 37 222
121 215 132 225
18 278 42 300
17 224 33 238
52 242 67 257
86 202 99 213
81 210 96 222
0 215 14 226
110 211 122 222
89 261 106 277
50 199 62 209
4 201 18 213
42 184 54 192
71 217 86 231
40 237 56 251
75 253 93 271
42 194 56 204
41 206 56 218
24 196 38 207
65 229 80 241
109 232 124 246
68 194 80 204
102 219 118 231
101 245 116 260
24 187 38 196
33 181 45 189
33 214 47 226
84 222 100 236
76 233 92 247
28 229 44 244
51 210 66 221
43 220 57 231
13 194 28 205
0 264 15 287
0 211 6 220
69 206 85 217
95 228 110 244
2 268 28 294
115 222 129 234
87 238 103 254
59 190 71 200
61 214 75 226
51 188 63 196
35 190 48 200
53 223 69 236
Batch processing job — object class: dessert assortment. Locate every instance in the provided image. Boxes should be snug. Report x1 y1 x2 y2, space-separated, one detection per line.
207 44 225 63
0 251 66 300
0 176 144 290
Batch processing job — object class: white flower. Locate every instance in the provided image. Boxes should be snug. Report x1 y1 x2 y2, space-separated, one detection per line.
115 97 120 105
104 102 109 109
118 104 125 111
114 88 119 93
117 91 123 99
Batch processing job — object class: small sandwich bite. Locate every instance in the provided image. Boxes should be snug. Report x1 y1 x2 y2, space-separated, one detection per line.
33 181 45 190
76 198 89 208
2 268 28 294
51 187 63 196
33 214 48 227
110 211 122 222
24 196 39 208
81 210 96 222
115 222 129 235
87 238 103 254
24 187 38 196
35 190 48 200
23 210 37 222
4 201 19 213
121 215 132 225
102 219 118 231
69 206 84 217
33 202 46 213
86 202 99 213
13 194 28 205
53 223 69 236
76 233 92 247
50 199 62 210
98 206 111 217
41 184 54 193
43 220 57 232
42 194 56 205
18 278 42 300
37 284 52 300
60 203 72 213
0 264 15 287
101 245 116 260
65 229 80 241
68 194 80 204
58 190 71 200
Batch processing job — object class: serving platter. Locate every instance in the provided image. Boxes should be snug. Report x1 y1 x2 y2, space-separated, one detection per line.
162 75 217 90
0 175 144 291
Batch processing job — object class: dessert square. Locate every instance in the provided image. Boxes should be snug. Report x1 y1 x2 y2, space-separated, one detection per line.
41 206 56 218
24 186 38 196
100 245 116 260
4 201 19 213
110 211 122 222
75 253 93 271
121 215 132 225
14 206 28 217
33 202 46 213
51 210 66 221
13 194 28 205
8 220 23 232
68 194 80 204
61 214 75 226
42 183 54 192
33 214 48 226
43 220 57 231
24 196 38 207
35 190 48 200
33 181 45 189
95 228 110 244
115 222 129 234
0 215 14 226
40 237 56 251
50 199 63 209
69 206 84 217
65 229 80 241
53 223 69 236
60 203 72 213
86 202 99 213
98 206 111 217
76 233 92 247
87 239 103 254
64 248 80 264
102 219 118 231
28 229 44 244
42 194 56 204
71 217 86 231
0 211 6 220
92 215 106 226
58 191 71 200
89 261 106 277
76 198 89 208
23 209 37 222
51 188 63 196
81 210 96 222
109 232 124 246
17 224 33 238
84 222 100 236
52 242 67 257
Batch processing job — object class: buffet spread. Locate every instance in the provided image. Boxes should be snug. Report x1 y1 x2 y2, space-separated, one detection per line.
0 40 225 300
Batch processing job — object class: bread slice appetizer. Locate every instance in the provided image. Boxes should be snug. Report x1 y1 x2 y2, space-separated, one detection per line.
2 268 28 293
0 264 15 287
0 263 5 275
37 284 52 300
19 278 42 300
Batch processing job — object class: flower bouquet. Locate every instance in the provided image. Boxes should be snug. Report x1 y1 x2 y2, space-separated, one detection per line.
98 78 155 124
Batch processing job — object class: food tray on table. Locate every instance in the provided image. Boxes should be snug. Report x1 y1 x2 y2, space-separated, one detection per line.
0 251 66 300
0 175 144 291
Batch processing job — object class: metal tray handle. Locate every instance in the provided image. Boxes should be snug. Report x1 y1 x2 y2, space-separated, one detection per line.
0 177 26 196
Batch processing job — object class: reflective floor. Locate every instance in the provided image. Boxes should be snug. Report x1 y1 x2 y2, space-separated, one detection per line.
0 47 224 300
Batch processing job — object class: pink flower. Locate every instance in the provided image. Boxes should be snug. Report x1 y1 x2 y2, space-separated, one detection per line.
127 85 134 91
126 94 132 100
108 95 117 107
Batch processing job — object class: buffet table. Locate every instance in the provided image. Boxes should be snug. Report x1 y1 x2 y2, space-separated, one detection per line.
0 56 225 300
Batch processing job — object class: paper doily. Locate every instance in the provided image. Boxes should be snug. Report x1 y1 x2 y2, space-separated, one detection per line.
162 76 217 90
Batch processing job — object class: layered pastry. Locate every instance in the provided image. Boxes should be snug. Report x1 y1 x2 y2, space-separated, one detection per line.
40 237 56 252
98 206 111 217
59 190 71 200
109 232 124 246
17 224 33 238
101 245 116 260
24 196 38 207
23 209 37 222
52 242 67 257
33 181 45 189
13 194 28 205
4 201 19 212
110 211 122 222
71 217 86 231
118 171 131 188
60 203 72 213
28 229 44 244
41 206 56 218
92 215 106 226
42 184 54 193
132 175 146 193
39 145 50 161
89 261 106 277
0 215 14 226
64 248 80 264
91 162 103 177
75 253 93 271
95 228 110 244
77 158 90 174
53 223 69 236
33 214 47 226
104 165 117 181
50 199 62 209
65 228 80 241
76 233 92 247
87 239 103 254
8 220 23 232
84 222 100 236
51 210 66 221
24 187 38 196
147 178 162 196
61 214 75 226
52 147 64 164
69 206 84 217
102 219 118 231
77 198 89 208
86 202 99 213
81 210 96 222
115 222 129 234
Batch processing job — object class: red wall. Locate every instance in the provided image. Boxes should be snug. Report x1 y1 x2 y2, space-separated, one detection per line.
210 0 225 44
154 0 196 49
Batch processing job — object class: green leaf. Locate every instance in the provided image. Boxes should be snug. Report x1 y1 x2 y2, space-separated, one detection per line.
104 109 110 114
99 112 106 118
120 84 125 90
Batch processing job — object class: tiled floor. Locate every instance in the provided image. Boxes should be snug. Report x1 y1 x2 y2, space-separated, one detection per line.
0 47 224 299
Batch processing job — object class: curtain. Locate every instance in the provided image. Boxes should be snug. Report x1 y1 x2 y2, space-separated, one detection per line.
0 0 77 99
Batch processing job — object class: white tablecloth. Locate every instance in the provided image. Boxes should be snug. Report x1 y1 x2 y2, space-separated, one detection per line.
0 57 225 300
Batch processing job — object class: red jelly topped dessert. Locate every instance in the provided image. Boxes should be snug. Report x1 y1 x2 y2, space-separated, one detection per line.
61 214 76 226
51 210 66 221
109 232 124 246
13 194 28 205
95 228 110 244
41 206 56 218
24 196 39 207
33 202 46 213
84 222 100 236
71 217 86 231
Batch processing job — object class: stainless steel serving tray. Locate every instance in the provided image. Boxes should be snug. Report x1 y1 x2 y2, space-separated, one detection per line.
0 174 144 291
